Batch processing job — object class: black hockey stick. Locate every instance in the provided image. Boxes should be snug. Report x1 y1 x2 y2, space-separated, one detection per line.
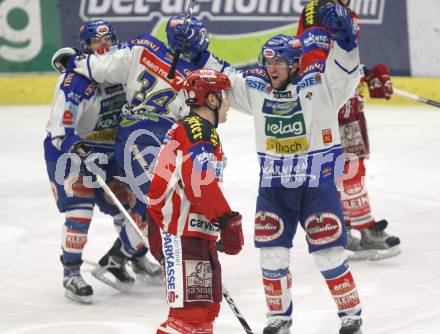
222 285 255 334
167 0 197 79
394 88 440 109
88 155 253 332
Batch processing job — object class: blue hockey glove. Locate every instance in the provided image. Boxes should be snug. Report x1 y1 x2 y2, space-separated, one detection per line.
319 3 357 52
168 24 210 61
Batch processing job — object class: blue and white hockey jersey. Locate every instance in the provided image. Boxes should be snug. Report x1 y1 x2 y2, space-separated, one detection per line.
225 43 361 187
72 34 228 120
45 71 126 159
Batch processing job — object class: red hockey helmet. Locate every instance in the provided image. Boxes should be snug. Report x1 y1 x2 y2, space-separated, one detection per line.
183 69 231 107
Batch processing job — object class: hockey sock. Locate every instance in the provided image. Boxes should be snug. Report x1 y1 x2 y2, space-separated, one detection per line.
62 207 93 266
340 158 375 230
321 261 362 319
260 247 293 319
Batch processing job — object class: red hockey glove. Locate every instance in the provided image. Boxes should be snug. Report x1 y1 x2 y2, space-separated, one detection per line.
364 64 393 99
216 211 244 255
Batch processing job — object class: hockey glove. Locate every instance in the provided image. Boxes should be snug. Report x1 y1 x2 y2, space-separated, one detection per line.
168 24 210 62
319 3 357 52
364 64 393 99
216 211 244 255
51 47 79 73
72 143 108 177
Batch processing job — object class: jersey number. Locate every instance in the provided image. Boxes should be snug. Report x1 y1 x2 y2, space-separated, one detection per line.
132 70 177 114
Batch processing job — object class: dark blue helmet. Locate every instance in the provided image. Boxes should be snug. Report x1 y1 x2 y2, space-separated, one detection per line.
78 20 118 53
258 34 303 68
165 14 208 46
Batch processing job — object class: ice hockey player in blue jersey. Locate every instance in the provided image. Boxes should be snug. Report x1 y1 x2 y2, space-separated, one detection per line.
45 20 160 304
222 3 364 333
58 14 228 254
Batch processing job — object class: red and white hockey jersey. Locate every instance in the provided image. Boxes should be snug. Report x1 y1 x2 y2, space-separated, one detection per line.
147 113 231 240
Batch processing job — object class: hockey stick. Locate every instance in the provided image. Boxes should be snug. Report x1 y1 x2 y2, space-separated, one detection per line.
167 0 197 79
394 88 440 109
91 170 150 247
131 143 153 180
89 156 253 333
222 285 255 334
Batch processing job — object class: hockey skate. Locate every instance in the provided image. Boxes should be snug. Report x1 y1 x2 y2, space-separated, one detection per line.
263 318 292 334
130 248 163 284
61 257 93 304
360 220 401 261
91 239 135 292
339 317 362 334
346 227 377 261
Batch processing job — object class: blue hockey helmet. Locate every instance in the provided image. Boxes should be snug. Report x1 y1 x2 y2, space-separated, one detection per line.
258 34 303 68
78 20 118 53
166 14 208 46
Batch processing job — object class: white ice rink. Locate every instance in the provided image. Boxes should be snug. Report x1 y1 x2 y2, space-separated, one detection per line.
1 105 439 334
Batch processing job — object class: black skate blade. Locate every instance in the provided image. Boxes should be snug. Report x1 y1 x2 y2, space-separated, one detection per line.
91 266 134 292
64 289 92 304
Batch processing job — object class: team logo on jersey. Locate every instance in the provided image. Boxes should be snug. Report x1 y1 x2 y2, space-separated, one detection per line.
104 84 124 95
84 83 97 97
262 99 300 116
246 78 271 93
265 114 306 139
183 116 204 142
303 62 326 75
62 72 75 87
266 137 309 154
303 32 330 48
273 91 292 99
62 110 74 125
161 231 184 308
298 73 322 90
322 128 333 145
188 214 219 237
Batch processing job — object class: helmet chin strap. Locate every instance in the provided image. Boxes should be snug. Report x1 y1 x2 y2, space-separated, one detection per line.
206 97 222 128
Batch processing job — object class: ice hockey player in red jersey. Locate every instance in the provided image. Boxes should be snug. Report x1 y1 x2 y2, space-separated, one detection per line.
298 0 401 261
147 69 244 334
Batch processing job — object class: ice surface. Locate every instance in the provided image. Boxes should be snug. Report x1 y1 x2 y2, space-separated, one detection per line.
0 105 439 333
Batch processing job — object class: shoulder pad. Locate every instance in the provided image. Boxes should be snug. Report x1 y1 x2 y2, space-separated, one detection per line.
181 115 219 147
302 61 326 76
244 66 270 81
297 71 322 92
244 66 272 93
60 72 97 103
131 34 163 53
